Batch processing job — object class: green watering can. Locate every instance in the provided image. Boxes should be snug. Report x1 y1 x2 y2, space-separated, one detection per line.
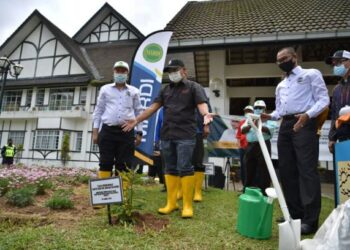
236 187 274 239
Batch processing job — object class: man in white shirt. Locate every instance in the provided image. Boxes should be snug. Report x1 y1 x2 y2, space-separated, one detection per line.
92 61 143 184
263 47 329 235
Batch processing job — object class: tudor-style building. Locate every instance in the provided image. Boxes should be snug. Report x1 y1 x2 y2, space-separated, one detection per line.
0 3 144 168
1 0 350 168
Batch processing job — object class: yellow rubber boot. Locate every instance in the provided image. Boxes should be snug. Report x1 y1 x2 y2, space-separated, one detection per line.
181 175 195 218
158 175 180 214
94 170 112 209
193 172 205 202
177 181 182 200
98 171 112 179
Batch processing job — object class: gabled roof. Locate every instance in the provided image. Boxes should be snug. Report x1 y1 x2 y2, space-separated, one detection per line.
166 0 350 47
73 2 144 43
0 10 98 83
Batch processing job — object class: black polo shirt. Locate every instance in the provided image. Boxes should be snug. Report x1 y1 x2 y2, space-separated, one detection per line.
154 79 207 140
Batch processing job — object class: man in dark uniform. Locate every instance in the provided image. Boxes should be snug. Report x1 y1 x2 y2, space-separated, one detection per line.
1 138 16 166
123 59 213 218
325 50 350 149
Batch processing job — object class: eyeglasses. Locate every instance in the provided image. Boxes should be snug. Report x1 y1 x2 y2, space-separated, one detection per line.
332 59 349 66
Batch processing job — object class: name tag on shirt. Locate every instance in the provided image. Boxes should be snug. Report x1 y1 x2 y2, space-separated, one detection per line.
297 77 304 84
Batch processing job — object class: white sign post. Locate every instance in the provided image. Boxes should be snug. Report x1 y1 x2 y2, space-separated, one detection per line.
89 177 123 225
204 162 215 190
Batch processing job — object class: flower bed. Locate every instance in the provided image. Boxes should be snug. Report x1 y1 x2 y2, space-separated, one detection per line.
0 165 97 206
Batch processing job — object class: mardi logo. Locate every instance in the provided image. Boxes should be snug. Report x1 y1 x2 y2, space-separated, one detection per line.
143 43 163 63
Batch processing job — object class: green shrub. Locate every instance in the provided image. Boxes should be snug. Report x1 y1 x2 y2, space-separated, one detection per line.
0 178 10 196
35 179 53 195
45 189 74 209
112 167 144 224
6 186 36 207
77 175 90 184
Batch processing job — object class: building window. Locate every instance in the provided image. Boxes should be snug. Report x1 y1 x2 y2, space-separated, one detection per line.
8 131 25 147
34 130 59 150
74 131 83 151
80 87 87 105
2 90 22 111
229 97 251 115
91 133 99 152
36 89 45 106
25 90 33 107
226 78 281 87
49 88 74 110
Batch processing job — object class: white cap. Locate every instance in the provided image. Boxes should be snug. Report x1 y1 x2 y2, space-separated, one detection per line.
254 100 266 108
339 105 350 116
113 61 129 71
243 105 254 112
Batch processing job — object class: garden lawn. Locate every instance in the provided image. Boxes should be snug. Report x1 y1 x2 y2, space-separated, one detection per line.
0 184 334 250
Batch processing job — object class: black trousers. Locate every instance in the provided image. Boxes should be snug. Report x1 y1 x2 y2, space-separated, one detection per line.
278 117 321 227
192 133 205 172
98 124 134 172
149 154 165 184
244 140 271 195
2 157 14 165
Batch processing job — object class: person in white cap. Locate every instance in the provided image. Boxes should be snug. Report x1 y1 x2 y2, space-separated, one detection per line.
235 105 254 187
92 61 144 190
325 50 350 151
241 100 277 195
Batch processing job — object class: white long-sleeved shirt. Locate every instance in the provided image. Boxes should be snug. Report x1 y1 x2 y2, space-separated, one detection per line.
93 83 143 131
270 66 329 120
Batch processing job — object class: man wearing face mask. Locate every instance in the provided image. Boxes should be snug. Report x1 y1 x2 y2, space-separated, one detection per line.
241 100 276 195
92 61 144 189
236 105 254 187
122 59 213 218
262 47 329 235
325 50 350 152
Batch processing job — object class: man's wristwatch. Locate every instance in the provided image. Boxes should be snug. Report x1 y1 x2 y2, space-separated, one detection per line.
136 131 143 136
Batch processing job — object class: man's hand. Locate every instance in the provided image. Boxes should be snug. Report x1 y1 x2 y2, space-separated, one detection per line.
260 113 271 122
122 119 138 132
203 113 215 125
153 151 161 156
293 113 309 132
135 134 142 146
328 140 336 154
203 124 210 138
92 129 99 144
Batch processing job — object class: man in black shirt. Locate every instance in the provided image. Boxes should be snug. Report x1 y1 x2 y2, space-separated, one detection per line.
123 59 213 218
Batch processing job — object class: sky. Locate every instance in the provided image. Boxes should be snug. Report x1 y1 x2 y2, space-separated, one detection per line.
0 0 206 45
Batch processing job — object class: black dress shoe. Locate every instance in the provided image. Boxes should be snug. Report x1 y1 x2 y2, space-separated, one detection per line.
301 224 317 235
276 216 285 223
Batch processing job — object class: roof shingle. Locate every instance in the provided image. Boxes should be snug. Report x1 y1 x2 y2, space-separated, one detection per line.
165 0 350 41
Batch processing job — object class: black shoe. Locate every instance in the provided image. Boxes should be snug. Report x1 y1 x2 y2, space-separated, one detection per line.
276 216 285 223
301 224 317 235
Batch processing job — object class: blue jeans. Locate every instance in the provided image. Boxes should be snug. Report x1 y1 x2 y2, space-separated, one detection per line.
162 139 196 177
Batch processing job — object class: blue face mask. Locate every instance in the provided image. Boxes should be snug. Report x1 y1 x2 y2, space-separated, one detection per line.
333 64 348 77
254 109 263 115
114 73 128 84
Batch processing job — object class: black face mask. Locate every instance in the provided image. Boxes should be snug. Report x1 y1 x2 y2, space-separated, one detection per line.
278 59 295 73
